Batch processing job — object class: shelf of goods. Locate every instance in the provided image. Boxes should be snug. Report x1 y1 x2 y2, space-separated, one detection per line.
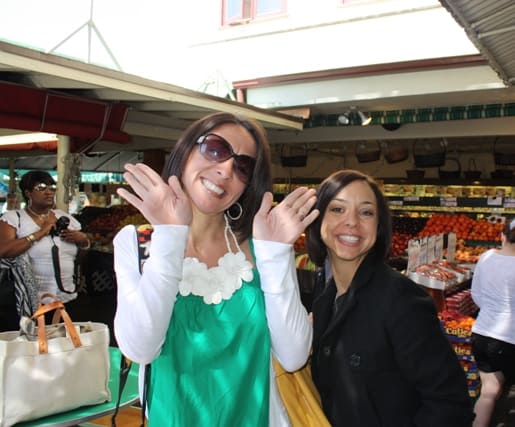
386 181 512 263
439 310 480 398
277 180 512 262
383 182 515 216
74 205 147 294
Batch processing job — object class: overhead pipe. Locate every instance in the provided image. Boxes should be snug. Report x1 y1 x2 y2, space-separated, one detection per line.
304 103 515 128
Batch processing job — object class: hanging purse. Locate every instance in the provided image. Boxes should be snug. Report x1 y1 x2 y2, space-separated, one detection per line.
274 357 331 427
0 293 110 427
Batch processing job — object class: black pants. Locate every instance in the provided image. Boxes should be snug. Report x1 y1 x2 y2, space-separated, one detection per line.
0 299 20 332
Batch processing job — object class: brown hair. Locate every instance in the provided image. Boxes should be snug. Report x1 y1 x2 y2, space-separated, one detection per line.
161 112 272 240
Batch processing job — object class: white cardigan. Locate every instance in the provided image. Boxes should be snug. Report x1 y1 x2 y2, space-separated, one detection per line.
113 224 313 426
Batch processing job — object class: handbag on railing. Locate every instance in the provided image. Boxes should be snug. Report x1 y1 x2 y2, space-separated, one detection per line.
0 293 110 427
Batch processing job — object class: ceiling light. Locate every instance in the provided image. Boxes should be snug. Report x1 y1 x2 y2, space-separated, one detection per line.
0 132 58 146
348 106 371 126
338 107 372 126
356 110 372 126
337 114 350 125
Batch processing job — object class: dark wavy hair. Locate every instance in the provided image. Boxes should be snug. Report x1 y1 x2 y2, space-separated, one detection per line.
161 112 272 240
306 169 392 267
19 170 56 203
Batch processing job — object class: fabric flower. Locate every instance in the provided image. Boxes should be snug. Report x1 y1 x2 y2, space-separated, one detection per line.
178 249 254 305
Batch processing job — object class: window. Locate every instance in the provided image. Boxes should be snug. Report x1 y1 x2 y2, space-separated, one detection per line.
222 0 285 25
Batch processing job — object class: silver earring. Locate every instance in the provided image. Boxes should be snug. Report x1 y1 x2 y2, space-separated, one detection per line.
226 202 243 221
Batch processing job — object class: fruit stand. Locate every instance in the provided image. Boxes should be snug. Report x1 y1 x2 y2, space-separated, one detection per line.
74 205 146 294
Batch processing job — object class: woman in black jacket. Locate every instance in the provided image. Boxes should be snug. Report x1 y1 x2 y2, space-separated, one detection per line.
306 169 474 427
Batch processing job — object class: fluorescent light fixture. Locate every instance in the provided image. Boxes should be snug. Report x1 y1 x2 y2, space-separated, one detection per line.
338 107 372 126
357 110 372 126
0 132 58 146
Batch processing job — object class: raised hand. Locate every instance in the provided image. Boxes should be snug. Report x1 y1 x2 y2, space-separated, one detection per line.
116 163 192 226
253 187 319 244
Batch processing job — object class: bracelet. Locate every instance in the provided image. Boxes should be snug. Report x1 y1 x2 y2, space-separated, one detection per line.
25 234 37 246
79 239 91 250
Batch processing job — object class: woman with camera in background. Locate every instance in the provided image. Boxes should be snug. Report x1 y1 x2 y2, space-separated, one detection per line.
0 170 90 330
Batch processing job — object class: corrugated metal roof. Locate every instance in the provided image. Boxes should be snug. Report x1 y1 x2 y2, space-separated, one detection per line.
439 0 515 85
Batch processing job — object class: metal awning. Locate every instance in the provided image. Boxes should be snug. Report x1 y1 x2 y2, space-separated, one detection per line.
0 40 303 156
439 0 515 86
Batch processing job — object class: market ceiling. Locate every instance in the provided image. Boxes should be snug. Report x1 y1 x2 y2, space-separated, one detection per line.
0 40 303 157
1 0 515 161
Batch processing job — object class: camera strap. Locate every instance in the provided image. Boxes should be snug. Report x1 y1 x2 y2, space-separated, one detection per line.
51 239 76 294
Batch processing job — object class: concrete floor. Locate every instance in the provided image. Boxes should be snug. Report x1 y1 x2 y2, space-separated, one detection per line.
491 383 515 427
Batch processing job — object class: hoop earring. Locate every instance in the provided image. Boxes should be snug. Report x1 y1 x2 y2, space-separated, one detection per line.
226 202 243 221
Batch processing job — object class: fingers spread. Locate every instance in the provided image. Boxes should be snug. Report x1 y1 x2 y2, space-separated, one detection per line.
256 192 274 217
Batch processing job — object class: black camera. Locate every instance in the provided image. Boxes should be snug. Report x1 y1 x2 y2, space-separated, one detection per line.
51 216 70 236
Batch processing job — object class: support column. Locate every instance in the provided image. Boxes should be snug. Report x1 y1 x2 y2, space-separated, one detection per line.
6 158 20 210
56 134 70 212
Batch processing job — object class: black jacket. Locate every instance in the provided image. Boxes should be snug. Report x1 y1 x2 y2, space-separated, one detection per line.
311 254 474 427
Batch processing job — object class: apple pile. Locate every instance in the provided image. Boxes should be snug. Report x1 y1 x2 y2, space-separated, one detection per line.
391 232 411 257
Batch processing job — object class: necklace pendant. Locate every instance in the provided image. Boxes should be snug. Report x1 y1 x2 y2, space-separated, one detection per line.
28 207 50 220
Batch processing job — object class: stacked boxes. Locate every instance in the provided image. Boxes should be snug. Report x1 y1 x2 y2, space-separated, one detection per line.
439 310 481 398
445 289 479 317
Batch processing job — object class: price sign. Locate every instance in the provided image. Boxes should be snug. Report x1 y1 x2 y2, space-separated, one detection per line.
503 198 515 208
440 197 457 207
447 232 457 262
487 196 503 206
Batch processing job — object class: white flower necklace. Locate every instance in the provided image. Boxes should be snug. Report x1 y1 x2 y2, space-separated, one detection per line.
178 215 254 305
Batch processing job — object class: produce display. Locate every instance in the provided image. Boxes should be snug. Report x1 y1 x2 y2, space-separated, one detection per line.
77 205 147 251
408 263 461 290
391 216 426 257
390 213 503 262
417 214 476 240
445 289 478 317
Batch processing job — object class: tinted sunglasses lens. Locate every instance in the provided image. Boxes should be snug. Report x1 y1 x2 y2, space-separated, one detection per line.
200 135 255 182
34 183 57 192
233 157 254 182
200 135 232 162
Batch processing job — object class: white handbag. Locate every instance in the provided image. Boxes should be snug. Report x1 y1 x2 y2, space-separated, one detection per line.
0 293 111 427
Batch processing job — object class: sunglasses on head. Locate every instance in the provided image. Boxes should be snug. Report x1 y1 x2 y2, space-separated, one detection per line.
33 183 57 192
196 133 255 183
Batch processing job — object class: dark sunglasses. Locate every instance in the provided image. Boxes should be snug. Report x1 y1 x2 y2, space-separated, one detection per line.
196 133 255 183
33 183 57 192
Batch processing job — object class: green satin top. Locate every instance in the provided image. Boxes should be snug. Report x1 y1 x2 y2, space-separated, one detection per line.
147 244 271 427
